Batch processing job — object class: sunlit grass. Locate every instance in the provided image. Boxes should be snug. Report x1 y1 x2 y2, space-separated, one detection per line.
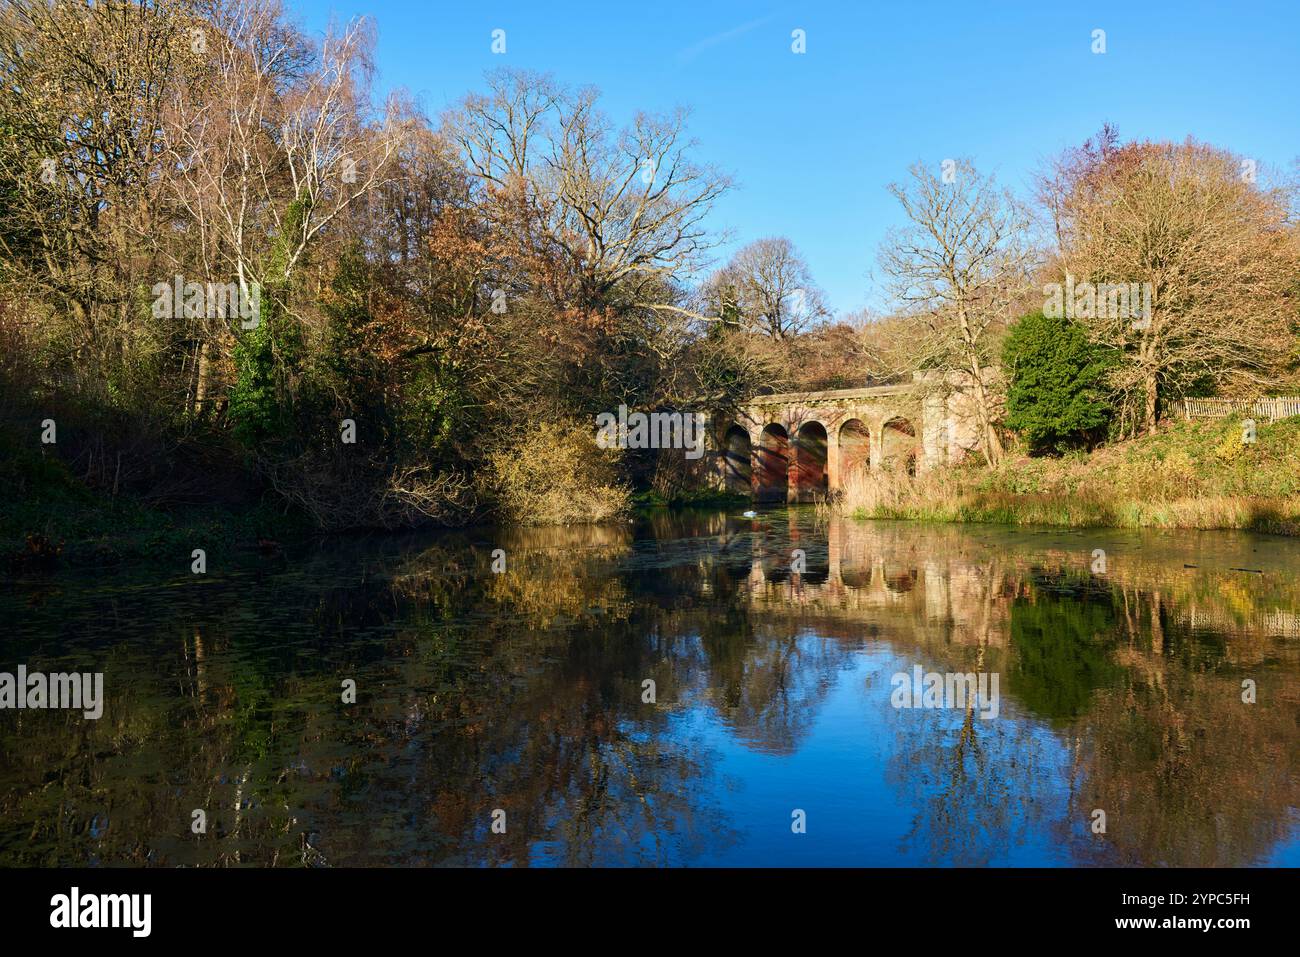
833 416 1300 535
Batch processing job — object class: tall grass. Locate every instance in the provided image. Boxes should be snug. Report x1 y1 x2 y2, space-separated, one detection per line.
826 417 1300 535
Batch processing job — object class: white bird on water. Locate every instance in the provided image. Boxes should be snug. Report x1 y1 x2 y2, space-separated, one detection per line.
742 510 757 519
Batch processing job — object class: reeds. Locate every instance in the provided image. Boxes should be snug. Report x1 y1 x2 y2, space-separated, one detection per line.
824 465 1300 534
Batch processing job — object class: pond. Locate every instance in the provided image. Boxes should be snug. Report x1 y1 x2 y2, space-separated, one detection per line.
2 510 1298 866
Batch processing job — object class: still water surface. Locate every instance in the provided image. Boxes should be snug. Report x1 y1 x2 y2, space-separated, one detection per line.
3 510 1298 866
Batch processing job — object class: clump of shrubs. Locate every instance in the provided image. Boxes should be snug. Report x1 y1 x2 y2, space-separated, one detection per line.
487 418 631 525
1002 311 1114 454
1212 424 1253 464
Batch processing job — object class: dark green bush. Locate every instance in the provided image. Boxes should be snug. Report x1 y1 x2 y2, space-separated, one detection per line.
1003 311 1114 454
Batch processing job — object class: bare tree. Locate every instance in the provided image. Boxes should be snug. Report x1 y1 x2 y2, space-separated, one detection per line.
701 237 829 340
164 0 409 409
170 0 408 295
1034 122 1121 253
1059 141 1300 434
841 309 916 384
447 69 732 322
878 159 1034 466
0 0 193 389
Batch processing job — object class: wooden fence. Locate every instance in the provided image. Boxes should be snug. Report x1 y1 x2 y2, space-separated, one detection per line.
1180 397 1300 422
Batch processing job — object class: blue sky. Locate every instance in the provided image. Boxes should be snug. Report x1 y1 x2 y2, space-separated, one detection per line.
293 0 1299 316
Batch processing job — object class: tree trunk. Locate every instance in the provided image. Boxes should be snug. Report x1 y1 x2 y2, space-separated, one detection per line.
194 340 212 416
957 305 1003 468
1141 367 1158 434
1139 322 1159 434
968 357 1003 467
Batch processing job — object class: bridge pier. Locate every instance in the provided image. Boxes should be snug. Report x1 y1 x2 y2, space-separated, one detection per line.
825 426 840 498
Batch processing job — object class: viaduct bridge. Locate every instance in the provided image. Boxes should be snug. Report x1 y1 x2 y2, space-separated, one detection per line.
708 377 986 503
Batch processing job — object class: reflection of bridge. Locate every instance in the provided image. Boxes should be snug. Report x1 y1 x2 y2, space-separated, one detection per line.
725 516 1300 653
734 517 1012 648
708 379 986 502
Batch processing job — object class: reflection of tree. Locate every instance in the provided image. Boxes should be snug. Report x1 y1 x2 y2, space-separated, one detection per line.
752 517 1300 866
0 527 745 866
1007 579 1124 725
4 512 1299 867
886 697 1059 866
699 621 853 755
880 565 1061 866
1065 612 1300 867
394 618 736 866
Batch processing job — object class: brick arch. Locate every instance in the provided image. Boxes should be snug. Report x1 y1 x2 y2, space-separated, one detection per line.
720 423 752 493
880 415 920 475
755 422 790 503
838 418 871 485
793 420 829 502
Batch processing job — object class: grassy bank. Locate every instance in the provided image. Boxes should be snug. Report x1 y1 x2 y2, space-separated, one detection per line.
838 415 1300 535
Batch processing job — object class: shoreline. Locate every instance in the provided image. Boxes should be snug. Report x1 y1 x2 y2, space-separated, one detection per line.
10 491 1300 576
837 493 1300 537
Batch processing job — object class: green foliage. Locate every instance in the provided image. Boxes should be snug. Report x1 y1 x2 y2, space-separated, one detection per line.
633 488 748 509
1008 585 1122 724
697 323 749 398
1003 311 1114 454
300 245 388 441
230 200 316 449
0 426 90 506
318 247 378 394
229 316 285 448
395 356 466 457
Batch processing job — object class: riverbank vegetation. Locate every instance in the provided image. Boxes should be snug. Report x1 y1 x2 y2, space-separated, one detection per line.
0 0 793 546
2 2 1298 555
829 124 1300 534
836 415 1300 535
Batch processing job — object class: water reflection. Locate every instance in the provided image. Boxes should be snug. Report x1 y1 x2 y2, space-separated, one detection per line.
2 512 1297 866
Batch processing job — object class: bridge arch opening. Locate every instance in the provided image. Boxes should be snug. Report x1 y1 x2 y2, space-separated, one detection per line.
883 566 918 594
841 563 871 589
794 421 829 502
762 551 790 584
722 425 752 493
756 424 789 502
881 417 918 477
838 419 871 487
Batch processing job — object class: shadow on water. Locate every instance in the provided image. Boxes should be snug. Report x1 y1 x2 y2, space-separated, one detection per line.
2 510 1298 866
